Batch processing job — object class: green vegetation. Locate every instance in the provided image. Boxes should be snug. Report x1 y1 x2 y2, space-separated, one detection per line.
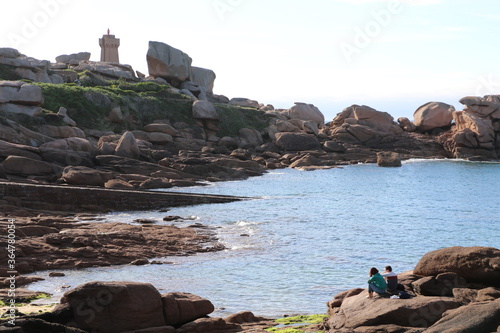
0 292 51 307
26 80 271 138
34 81 195 132
215 103 268 137
265 314 327 333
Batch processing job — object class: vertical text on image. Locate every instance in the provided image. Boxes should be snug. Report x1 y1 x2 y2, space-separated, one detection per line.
6 218 17 326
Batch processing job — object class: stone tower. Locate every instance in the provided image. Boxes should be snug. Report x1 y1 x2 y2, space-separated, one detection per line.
99 29 120 63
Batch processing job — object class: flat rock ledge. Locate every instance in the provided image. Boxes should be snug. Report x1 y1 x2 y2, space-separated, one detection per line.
0 181 245 213
0 215 224 275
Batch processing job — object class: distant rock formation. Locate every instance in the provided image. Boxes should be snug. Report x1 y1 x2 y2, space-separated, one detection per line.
146 41 216 99
413 101 455 132
0 47 63 83
445 95 500 160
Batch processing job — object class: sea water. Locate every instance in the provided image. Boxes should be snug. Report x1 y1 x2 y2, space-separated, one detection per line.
28 160 500 317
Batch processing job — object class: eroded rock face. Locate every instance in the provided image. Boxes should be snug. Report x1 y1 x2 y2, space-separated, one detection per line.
147 41 193 84
61 281 166 333
453 111 495 149
413 101 454 132
413 246 500 285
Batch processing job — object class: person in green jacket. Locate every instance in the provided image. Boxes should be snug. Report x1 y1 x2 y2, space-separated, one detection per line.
367 267 387 298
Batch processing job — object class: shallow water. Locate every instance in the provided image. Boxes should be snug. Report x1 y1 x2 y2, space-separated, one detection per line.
28 160 500 317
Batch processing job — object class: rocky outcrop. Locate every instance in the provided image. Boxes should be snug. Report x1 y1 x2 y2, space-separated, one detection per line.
329 105 403 145
0 81 43 117
275 132 321 151
55 52 91 64
413 246 500 285
162 292 215 327
413 101 455 132
444 95 500 159
7 280 271 333
73 62 137 81
376 151 402 167
61 281 166 333
147 41 193 84
0 48 63 83
191 67 216 94
323 246 500 333
287 102 325 127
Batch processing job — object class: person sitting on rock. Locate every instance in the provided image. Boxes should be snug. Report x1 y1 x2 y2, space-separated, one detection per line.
381 265 398 294
367 267 387 298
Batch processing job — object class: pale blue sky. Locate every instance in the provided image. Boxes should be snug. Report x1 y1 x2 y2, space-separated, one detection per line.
2 0 500 121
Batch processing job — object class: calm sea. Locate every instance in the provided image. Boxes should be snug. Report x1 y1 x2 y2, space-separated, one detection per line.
28 159 500 317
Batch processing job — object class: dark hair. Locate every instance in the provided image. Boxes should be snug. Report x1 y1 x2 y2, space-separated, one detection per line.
369 267 379 276
385 266 392 272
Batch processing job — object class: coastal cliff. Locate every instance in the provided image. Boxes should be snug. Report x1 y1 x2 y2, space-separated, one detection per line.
1 43 499 212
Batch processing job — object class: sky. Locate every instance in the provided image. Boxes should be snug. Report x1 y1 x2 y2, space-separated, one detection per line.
1 0 500 121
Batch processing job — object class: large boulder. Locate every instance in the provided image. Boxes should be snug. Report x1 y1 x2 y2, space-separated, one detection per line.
192 100 218 120
287 102 325 127
61 166 115 186
413 102 455 132
425 299 500 333
143 123 179 137
114 131 140 159
326 290 460 330
191 67 216 94
376 152 402 167
331 105 403 143
2 155 55 176
238 128 263 148
453 111 495 149
353 105 402 134
275 133 321 151
0 140 41 160
161 292 214 327
147 41 192 83
459 96 499 118
413 246 500 285
61 281 166 333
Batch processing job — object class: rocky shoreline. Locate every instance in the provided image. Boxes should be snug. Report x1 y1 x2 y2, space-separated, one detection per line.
1 43 500 332
1 246 498 332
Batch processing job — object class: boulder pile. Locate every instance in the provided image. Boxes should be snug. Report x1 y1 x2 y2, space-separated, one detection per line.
447 95 500 159
322 246 500 333
9 281 273 333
